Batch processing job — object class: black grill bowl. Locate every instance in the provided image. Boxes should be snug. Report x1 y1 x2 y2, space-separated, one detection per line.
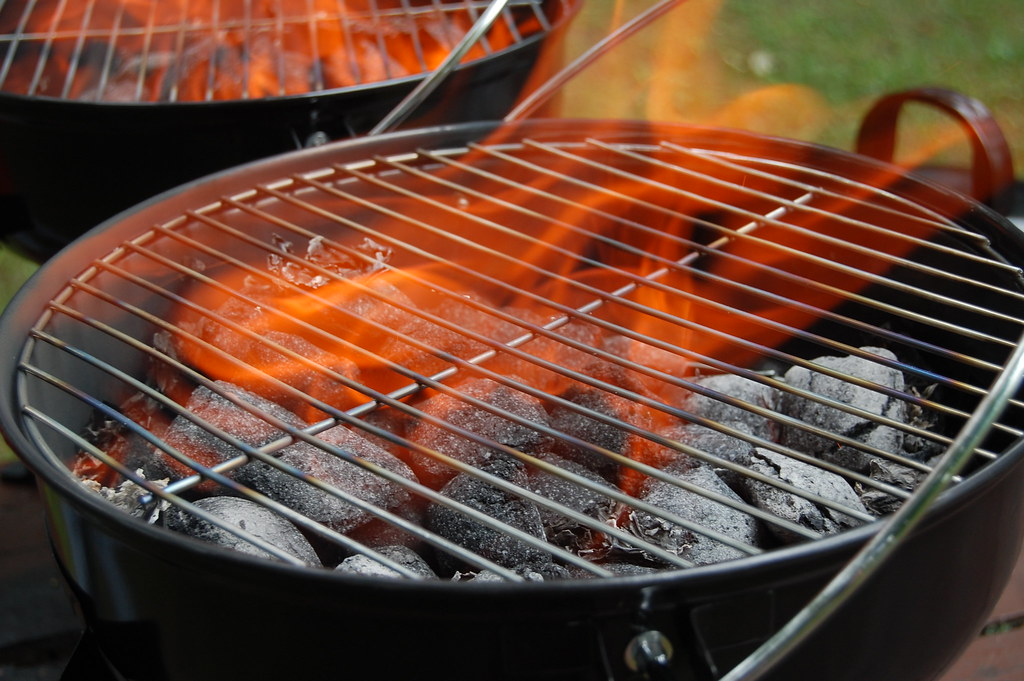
0 0 578 259
2 119 1024 681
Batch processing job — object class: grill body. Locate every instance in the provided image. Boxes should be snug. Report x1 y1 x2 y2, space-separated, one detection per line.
3 119 1024 680
0 0 576 258
32 440 1024 681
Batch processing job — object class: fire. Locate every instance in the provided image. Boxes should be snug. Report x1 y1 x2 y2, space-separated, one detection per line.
64 0 1014 538
0 0 540 101
95 102 978 507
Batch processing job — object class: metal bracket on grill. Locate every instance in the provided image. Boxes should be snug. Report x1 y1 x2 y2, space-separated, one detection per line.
624 630 676 681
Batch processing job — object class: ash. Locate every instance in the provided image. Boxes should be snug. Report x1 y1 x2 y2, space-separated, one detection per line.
81 470 170 520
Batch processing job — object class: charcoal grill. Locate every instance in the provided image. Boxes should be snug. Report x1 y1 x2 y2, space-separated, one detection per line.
2 117 1024 681
0 0 577 256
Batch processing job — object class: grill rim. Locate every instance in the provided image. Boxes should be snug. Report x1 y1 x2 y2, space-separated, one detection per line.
3 116 1024 590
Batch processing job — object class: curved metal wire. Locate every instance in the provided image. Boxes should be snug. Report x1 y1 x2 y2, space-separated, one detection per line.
715 326 1024 681
370 0 514 135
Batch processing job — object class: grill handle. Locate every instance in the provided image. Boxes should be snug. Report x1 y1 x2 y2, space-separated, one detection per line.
855 87 1016 215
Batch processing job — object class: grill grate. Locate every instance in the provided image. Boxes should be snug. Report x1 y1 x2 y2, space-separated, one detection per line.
13 122 1024 581
0 0 561 102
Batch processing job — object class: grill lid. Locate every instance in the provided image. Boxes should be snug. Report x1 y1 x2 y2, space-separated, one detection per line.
6 119 1024 583
0 0 564 103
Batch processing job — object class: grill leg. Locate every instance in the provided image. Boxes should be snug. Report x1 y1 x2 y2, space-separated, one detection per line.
61 629 127 681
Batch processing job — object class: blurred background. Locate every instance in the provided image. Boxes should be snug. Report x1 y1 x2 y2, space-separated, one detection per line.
560 0 1023 170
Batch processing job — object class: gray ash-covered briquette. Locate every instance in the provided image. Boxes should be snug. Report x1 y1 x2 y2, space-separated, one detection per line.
164 496 321 565
426 456 560 578
455 562 573 582
624 457 765 566
780 347 908 473
682 372 781 442
404 377 554 489
666 423 758 492
527 453 617 555
235 423 420 536
739 447 867 543
126 381 308 490
334 544 438 579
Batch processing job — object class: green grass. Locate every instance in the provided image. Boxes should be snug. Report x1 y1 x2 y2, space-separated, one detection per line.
560 0 1024 173
0 244 38 467
715 0 1024 166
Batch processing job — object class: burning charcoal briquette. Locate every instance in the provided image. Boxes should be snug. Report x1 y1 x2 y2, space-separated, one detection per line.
624 458 764 566
130 381 308 491
423 293 533 361
235 424 419 536
426 457 557 577
165 496 320 566
780 348 907 473
78 392 170 487
528 454 617 556
548 363 673 488
404 378 553 489
162 317 365 423
739 447 867 543
486 313 610 395
335 545 437 579
314 276 482 394
602 335 693 406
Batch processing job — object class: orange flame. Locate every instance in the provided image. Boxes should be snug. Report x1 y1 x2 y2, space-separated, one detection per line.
69 1 1012 508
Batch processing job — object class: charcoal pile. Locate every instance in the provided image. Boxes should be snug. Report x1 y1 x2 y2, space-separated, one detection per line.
74 239 941 581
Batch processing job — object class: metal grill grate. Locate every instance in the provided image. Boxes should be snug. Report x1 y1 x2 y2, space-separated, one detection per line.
0 0 561 102
13 122 1024 581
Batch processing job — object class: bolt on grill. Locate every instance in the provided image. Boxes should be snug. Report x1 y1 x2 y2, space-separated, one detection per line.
0 0 560 102
13 122 1024 582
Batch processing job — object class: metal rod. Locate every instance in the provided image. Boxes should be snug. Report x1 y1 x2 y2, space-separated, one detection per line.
59 0 99 99
369 0 513 135
720 326 1024 681
504 0 688 122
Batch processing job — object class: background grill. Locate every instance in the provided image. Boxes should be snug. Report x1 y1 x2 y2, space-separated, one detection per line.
0 0 579 257
0 0 556 102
